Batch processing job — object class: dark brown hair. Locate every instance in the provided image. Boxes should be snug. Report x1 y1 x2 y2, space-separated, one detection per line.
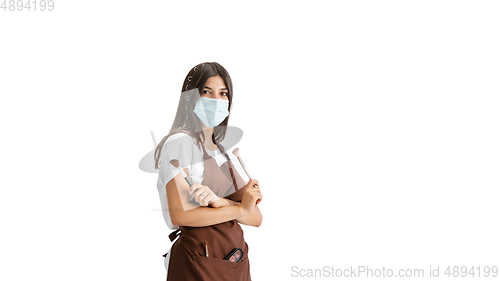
153 62 234 169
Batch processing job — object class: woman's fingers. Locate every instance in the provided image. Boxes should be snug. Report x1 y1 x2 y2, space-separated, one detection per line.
249 190 261 202
249 187 262 205
192 185 206 202
192 185 219 206
246 179 259 189
200 195 209 206
199 191 213 206
194 187 208 203
189 183 202 195
256 192 263 205
201 194 218 207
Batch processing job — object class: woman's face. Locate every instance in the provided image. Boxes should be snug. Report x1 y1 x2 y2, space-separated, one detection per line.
201 76 229 100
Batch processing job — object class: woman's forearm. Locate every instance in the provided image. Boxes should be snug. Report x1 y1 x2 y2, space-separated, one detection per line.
172 205 246 227
166 174 261 227
217 199 262 227
237 205 262 227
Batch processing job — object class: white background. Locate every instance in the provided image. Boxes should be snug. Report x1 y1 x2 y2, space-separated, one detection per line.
1 1 499 280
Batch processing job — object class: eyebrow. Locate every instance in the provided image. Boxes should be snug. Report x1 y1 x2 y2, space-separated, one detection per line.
204 86 228 91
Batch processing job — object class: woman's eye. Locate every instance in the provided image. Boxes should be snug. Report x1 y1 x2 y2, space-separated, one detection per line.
221 92 228 96
203 90 210 94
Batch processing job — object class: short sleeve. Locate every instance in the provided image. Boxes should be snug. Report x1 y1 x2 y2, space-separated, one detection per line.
158 133 196 185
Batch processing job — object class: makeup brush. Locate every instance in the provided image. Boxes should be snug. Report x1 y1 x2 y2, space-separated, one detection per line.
169 159 193 187
232 148 261 205
170 159 199 204
232 148 252 179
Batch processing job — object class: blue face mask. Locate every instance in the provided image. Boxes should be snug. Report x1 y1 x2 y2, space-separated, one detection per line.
193 97 229 128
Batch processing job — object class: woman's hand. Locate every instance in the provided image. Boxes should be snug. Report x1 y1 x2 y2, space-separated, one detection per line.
239 179 263 216
189 183 221 207
209 198 228 208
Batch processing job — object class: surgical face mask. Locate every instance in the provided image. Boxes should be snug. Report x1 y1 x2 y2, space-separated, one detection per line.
193 97 229 128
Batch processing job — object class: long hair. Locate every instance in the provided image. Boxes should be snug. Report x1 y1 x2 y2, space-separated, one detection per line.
154 62 234 169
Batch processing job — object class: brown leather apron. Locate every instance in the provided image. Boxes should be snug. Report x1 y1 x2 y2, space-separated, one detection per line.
165 141 251 281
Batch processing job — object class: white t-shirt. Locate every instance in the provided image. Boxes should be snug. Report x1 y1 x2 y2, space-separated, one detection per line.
156 132 244 230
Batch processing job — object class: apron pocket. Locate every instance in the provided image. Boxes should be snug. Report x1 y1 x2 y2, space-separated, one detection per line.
191 255 249 281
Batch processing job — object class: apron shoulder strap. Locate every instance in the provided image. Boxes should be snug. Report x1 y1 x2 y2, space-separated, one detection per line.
215 142 231 161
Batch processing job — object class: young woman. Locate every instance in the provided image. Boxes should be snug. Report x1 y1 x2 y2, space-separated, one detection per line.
154 62 263 281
